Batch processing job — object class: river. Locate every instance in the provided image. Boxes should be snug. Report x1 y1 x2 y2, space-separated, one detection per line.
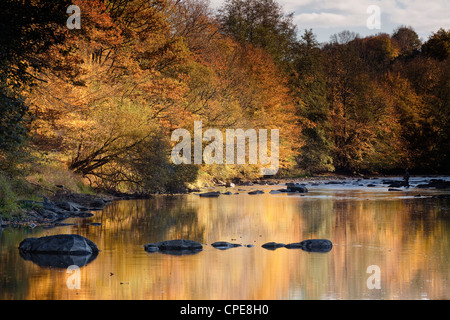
1 176 449 300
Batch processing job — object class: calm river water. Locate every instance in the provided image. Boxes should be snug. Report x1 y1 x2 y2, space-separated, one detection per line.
1 177 449 300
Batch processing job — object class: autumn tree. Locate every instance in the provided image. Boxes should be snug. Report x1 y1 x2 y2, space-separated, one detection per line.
28 0 193 192
422 28 449 60
392 26 421 57
323 37 404 173
394 29 450 172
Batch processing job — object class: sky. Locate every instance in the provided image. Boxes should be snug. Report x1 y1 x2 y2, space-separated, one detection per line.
208 0 450 43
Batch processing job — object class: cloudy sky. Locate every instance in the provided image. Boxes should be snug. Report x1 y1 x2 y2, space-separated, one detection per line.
209 0 449 43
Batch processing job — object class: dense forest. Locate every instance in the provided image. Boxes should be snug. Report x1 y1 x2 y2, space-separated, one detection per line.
0 0 449 200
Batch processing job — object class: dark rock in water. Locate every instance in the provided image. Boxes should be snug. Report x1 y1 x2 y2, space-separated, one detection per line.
432 194 450 199
88 222 102 226
89 199 107 210
284 243 303 249
325 181 344 185
144 243 159 252
157 239 203 250
416 179 450 189
144 239 203 255
269 190 282 194
286 239 332 252
286 183 308 193
211 241 242 250
198 191 221 198
19 234 99 255
16 195 109 227
388 181 406 188
261 242 286 250
248 190 264 195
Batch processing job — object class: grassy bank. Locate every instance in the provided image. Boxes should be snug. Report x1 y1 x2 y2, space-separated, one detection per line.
0 163 96 222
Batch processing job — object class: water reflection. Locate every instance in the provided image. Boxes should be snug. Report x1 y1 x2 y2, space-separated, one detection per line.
18 251 98 268
1 186 449 299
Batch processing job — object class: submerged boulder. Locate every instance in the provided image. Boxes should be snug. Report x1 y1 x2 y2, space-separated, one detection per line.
248 190 264 195
198 192 221 198
211 241 242 250
269 190 282 194
261 242 286 250
416 179 450 189
286 239 333 252
145 239 203 255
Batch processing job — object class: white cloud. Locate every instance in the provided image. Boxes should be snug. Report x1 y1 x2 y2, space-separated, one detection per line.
287 0 449 41
294 12 361 28
207 0 450 42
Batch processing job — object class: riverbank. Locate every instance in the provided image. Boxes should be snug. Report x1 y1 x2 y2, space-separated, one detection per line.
1 173 449 229
0 188 113 228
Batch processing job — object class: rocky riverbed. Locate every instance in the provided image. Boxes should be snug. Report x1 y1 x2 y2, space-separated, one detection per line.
1 191 112 228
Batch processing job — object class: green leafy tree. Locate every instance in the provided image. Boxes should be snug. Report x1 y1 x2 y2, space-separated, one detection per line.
0 0 70 170
293 30 333 172
217 0 298 72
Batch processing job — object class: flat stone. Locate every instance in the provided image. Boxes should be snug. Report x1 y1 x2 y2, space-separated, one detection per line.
261 242 286 250
248 190 264 194
198 192 221 197
286 239 333 252
211 241 242 250
144 239 203 254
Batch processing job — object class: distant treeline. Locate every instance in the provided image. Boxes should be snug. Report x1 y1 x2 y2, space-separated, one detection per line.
0 0 449 194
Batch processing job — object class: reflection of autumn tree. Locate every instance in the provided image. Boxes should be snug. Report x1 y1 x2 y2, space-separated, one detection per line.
329 197 450 299
10 194 448 300
95 197 206 242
